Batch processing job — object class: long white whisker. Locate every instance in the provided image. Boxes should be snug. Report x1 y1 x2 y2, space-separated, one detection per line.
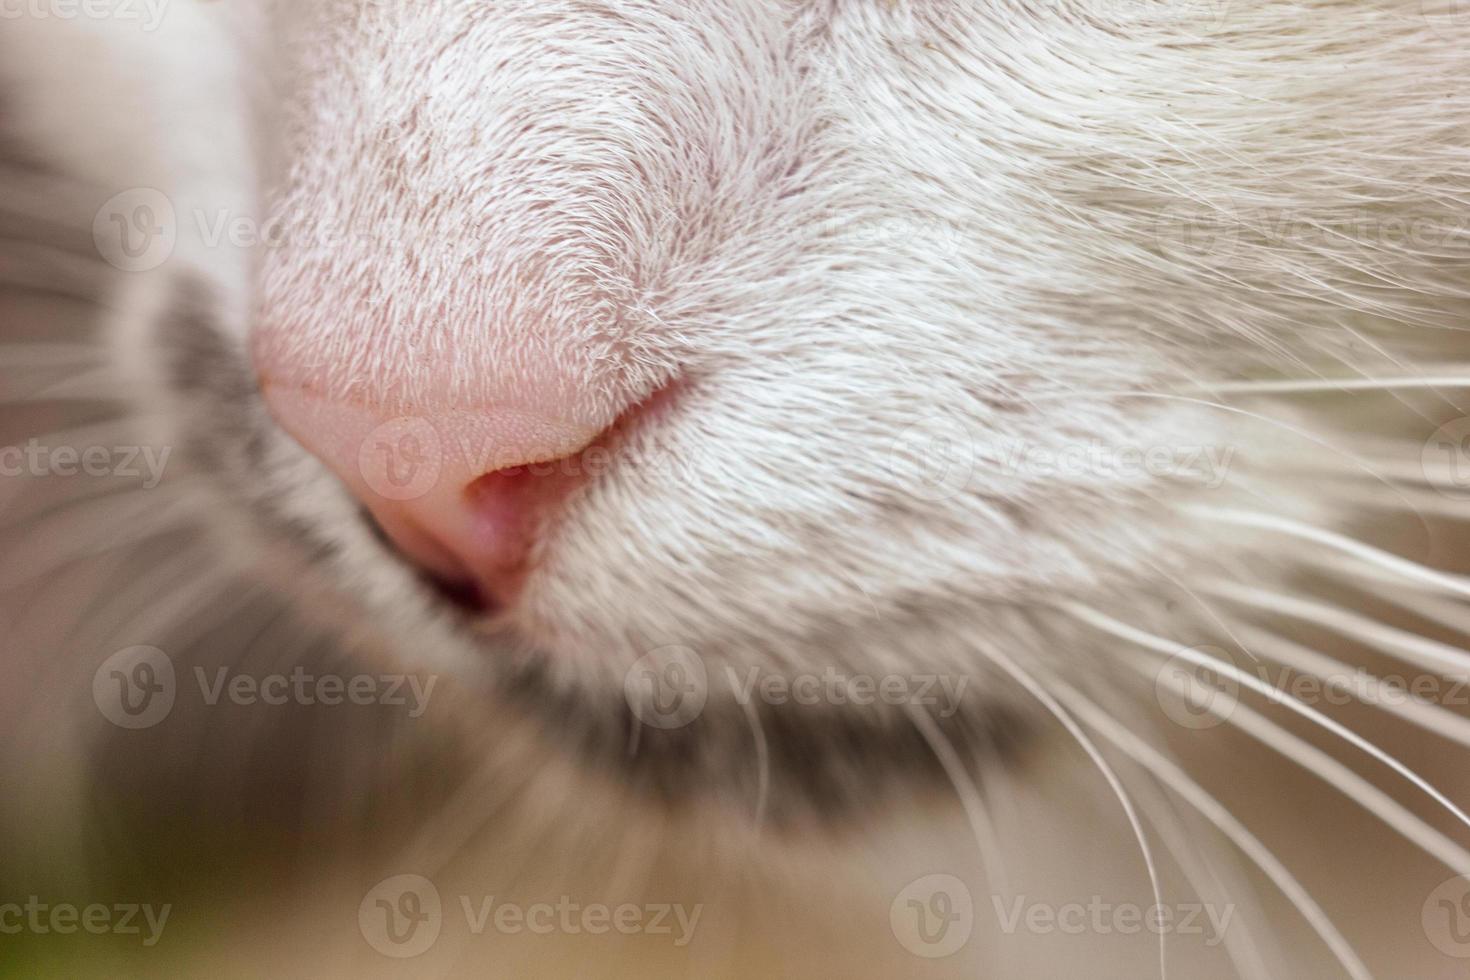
1367 585 1470 644
1199 374 1470 394
902 702 1010 898
1145 656 1470 873
1064 602 1470 835
1208 581 1470 675
1139 556 1262 666
975 645 1167 980
1052 681 1372 980
1228 622 1470 748
1189 507 1470 601
736 695 770 830
1114 746 1277 980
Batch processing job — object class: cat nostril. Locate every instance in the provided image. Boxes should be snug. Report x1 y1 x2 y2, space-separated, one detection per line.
359 505 494 614
258 384 604 615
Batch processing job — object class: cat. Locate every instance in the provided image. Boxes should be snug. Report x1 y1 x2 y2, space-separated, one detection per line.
3 1 1470 976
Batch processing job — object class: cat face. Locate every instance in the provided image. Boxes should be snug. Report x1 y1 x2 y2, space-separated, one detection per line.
242 0 1225 678
21 0 1467 808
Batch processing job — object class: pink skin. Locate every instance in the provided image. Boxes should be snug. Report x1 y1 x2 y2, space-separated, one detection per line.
257 383 602 610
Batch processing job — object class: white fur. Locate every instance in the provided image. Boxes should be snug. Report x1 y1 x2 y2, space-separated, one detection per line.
6 1 1470 975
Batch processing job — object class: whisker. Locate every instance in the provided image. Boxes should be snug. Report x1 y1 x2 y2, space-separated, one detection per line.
1366 585 1470 644
0 252 108 302
1338 326 1462 417
736 695 770 830
1197 372 1470 395
1110 743 1278 980
1190 507 1470 601
1053 681 1372 980
1208 581 1470 675
1139 555 1262 666
0 474 196 537
1145 657 1470 873
902 701 1010 899
975 645 1167 980
1229 621 1470 748
1065 602 1470 834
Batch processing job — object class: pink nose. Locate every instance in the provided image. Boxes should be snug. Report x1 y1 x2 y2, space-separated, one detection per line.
259 385 602 611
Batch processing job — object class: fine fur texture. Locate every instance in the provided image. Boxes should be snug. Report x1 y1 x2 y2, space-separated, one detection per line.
5 1 1470 977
